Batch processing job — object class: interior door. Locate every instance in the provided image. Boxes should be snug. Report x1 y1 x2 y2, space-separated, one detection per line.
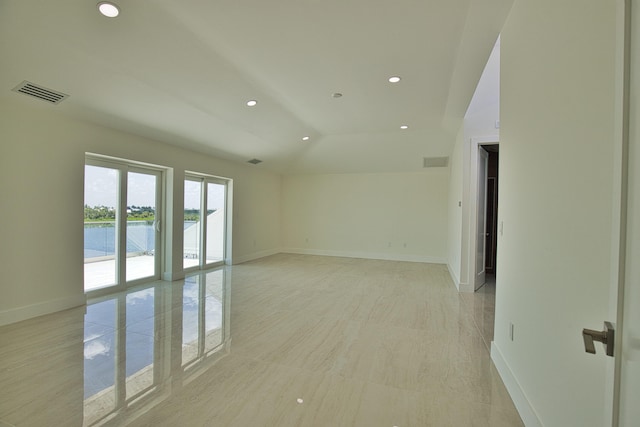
475 146 489 290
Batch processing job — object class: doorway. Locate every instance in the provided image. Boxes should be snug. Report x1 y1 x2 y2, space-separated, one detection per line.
472 141 500 291
471 144 499 350
183 174 228 271
84 157 163 293
483 144 499 281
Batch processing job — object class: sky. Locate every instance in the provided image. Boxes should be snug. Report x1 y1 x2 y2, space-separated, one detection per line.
84 165 225 210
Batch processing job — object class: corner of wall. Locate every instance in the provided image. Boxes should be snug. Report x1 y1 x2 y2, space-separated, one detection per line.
232 248 282 265
447 263 461 290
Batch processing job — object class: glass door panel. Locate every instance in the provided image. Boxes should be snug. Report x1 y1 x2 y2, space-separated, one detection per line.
85 158 163 293
184 180 202 269
205 182 225 265
126 171 158 282
84 165 119 291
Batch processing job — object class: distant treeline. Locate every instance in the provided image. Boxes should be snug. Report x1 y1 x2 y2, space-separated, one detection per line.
84 205 155 221
184 209 216 221
84 205 214 222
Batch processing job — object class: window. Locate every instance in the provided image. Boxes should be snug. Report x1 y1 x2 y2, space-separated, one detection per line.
84 157 163 293
183 175 228 270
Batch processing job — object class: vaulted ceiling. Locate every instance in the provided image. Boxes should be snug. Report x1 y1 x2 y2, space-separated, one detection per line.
0 0 513 174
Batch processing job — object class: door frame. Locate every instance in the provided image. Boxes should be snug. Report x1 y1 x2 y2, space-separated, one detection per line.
462 135 499 292
183 173 230 272
611 0 632 424
475 146 489 290
84 155 165 297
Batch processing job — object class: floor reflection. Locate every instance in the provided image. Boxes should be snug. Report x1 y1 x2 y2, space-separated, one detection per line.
0 256 522 427
82 268 230 426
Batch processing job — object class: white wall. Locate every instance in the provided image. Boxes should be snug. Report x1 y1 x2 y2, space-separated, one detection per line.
0 99 282 325
463 37 501 139
447 38 501 289
494 0 616 425
447 128 464 286
282 171 448 263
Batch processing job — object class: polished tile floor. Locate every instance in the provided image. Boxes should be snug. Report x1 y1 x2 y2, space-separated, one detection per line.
0 254 522 426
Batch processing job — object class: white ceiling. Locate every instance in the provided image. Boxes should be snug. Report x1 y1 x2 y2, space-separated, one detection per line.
0 0 513 174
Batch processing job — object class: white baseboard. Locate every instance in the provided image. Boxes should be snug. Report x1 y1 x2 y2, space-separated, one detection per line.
447 263 461 290
491 342 543 427
446 264 474 292
282 248 446 264
232 248 282 265
163 271 185 281
458 281 474 292
0 294 86 327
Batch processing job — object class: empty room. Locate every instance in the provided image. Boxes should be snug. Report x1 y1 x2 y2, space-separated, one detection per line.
1 0 638 426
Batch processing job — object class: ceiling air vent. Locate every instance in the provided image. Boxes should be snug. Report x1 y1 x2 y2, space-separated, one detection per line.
423 157 449 168
12 81 69 105
247 158 263 165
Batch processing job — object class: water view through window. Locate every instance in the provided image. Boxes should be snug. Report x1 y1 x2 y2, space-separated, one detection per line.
126 172 157 282
183 179 202 269
85 161 228 291
84 165 118 290
84 162 160 291
184 177 226 269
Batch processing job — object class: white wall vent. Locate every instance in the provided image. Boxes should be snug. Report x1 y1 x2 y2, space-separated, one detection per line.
12 81 69 104
423 156 449 168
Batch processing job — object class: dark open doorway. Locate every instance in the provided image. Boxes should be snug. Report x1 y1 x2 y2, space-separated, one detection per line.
484 144 499 276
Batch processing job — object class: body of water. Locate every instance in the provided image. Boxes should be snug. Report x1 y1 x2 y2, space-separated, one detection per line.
85 221 198 258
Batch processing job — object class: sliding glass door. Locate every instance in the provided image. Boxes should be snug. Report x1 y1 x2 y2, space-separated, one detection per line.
183 179 202 269
84 159 162 292
183 175 227 270
126 170 160 282
84 164 119 290
205 182 226 265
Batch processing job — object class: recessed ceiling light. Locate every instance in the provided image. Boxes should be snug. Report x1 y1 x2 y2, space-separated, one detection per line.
400 125 409 130
246 100 257 107
97 2 120 17
302 136 310 141
388 76 401 83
